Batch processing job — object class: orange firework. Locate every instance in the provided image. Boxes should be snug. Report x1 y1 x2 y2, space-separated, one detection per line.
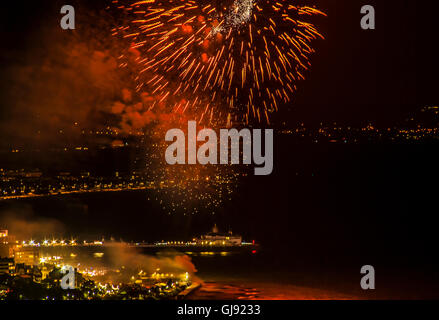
112 0 326 125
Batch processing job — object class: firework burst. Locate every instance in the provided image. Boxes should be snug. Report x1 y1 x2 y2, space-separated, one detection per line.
112 0 326 125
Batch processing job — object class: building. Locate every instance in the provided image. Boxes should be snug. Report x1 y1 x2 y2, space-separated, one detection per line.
194 225 242 246
15 263 34 277
33 268 42 283
0 258 15 275
14 247 39 266
41 265 50 280
0 229 16 245
0 245 11 259
0 229 15 258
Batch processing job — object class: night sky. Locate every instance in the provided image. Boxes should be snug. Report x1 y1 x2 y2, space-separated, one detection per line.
0 0 433 133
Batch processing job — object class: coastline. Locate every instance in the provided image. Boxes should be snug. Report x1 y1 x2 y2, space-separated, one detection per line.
177 282 202 300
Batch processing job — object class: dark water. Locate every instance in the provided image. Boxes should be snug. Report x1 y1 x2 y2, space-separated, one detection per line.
2 142 439 299
35 243 439 299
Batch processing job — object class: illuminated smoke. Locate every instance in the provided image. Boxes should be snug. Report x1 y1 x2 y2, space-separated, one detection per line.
0 205 65 240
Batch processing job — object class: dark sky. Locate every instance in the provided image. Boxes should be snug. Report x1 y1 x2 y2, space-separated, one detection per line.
0 0 434 130
283 0 433 124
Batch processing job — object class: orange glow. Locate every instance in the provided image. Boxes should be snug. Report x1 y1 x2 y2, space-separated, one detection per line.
181 24 193 34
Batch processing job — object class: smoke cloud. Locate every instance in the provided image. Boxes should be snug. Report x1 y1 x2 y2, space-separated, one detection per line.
0 204 65 240
105 244 198 275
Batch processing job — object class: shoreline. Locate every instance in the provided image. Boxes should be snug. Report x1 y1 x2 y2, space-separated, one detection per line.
0 187 151 202
177 282 202 300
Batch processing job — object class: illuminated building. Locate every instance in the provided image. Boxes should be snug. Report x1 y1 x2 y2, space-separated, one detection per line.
0 229 16 244
194 225 242 246
41 266 50 280
0 258 15 275
0 229 15 258
14 247 39 266
33 268 42 283
15 263 33 276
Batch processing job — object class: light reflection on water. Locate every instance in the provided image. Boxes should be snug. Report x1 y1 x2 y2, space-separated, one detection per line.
185 251 231 257
188 281 358 300
38 246 236 267
36 247 359 299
